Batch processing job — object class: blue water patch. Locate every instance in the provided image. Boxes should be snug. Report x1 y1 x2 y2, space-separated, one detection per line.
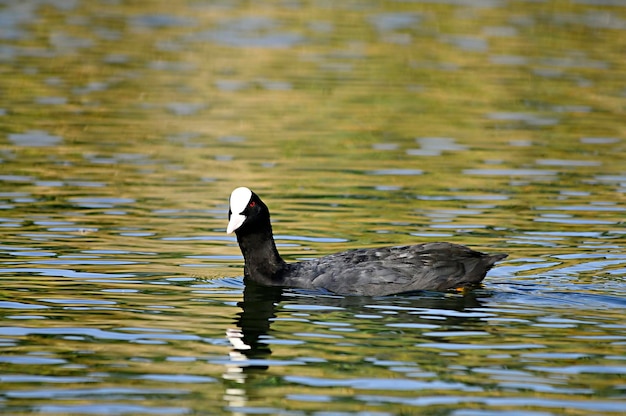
8 130 62 147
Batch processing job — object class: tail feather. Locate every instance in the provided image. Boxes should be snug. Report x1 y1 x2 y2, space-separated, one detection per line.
462 252 508 287
487 253 508 267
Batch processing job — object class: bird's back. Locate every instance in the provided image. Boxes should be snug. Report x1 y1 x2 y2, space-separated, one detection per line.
280 242 507 296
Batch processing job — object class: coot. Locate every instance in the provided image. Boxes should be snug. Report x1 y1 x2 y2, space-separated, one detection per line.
227 187 507 296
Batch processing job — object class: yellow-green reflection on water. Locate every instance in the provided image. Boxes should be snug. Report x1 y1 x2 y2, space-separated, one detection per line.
0 0 625 414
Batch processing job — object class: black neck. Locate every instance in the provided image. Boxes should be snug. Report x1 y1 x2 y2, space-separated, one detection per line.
236 222 285 285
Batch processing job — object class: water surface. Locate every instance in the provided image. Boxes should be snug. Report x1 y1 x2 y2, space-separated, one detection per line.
0 1 625 414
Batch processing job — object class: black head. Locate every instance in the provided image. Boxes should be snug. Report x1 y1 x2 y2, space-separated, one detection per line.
227 187 270 235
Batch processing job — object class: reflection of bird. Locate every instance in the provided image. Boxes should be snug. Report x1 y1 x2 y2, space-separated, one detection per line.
227 187 507 296
224 282 283 384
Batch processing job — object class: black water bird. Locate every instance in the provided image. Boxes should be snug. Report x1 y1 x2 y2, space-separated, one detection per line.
227 187 507 296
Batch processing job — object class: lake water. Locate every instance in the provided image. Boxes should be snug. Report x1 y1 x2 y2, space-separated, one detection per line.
0 1 625 414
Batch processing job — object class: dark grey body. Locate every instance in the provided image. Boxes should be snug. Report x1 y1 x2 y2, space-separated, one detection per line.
254 242 506 296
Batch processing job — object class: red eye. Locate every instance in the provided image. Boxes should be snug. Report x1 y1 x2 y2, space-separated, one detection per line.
249 201 256 208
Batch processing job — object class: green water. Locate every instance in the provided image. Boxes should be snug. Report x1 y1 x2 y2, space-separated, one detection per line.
0 1 625 414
